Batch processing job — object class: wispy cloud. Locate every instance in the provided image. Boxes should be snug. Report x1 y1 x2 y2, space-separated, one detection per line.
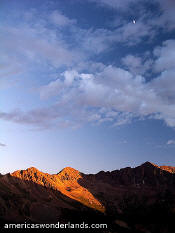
89 0 139 10
167 140 175 145
1 53 175 129
1 4 175 130
122 54 152 75
50 10 76 27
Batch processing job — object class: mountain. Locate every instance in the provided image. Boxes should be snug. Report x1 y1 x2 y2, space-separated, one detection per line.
1 162 175 232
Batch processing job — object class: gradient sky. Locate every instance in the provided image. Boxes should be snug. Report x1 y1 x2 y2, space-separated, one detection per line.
1 0 175 174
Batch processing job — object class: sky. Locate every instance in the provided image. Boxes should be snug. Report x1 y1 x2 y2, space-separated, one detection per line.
1 0 175 174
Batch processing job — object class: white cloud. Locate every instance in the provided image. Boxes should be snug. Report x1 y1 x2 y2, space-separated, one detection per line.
50 10 76 27
154 40 175 72
90 0 175 42
0 22 81 73
153 0 175 30
151 69 175 102
64 70 78 86
37 61 175 128
1 62 175 128
76 28 113 54
167 140 175 145
89 0 139 10
0 61 156 128
122 55 142 69
114 21 153 45
40 79 64 99
1 6 175 130
122 54 153 75
0 6 164 89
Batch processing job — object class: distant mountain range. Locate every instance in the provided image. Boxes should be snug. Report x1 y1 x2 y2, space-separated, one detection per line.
1 162 175 233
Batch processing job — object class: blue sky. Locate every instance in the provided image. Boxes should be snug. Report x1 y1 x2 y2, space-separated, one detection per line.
1 0 175 174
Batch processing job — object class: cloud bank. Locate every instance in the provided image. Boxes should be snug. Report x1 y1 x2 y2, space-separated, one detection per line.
0 1 175 129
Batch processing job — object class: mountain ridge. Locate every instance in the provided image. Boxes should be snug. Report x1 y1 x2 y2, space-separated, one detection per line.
1 161 175 233
7 161 175 177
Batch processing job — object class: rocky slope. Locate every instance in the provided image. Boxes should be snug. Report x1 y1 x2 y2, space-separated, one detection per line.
1 162 175 233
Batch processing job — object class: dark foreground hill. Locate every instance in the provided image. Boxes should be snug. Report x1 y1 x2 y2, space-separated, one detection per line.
1 162 175 233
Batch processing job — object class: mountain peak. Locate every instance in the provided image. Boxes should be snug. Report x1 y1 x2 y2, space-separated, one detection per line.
11 167 47 184
59 166 78 173
57 167 81 181
26 167 40 172
141 161 159 168
11 167 40 175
